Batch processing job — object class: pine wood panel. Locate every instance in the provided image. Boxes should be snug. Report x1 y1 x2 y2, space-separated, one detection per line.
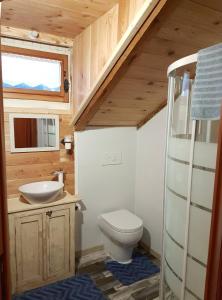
73 0 149 112
73 26 92 108
73 0 165 130
74 0 222 129
1 0 119 39
0 18 11 297
4 113 74 198
73 4 119 110
118 0 147 39
90 5 119 87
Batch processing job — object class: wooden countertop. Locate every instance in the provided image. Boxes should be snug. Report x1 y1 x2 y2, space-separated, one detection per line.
8 192 81 214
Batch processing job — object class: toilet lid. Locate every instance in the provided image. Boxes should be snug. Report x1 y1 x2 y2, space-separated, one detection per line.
100 209 143 233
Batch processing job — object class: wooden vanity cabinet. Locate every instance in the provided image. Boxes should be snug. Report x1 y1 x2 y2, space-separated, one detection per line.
12 210 45 291
8 194 77 294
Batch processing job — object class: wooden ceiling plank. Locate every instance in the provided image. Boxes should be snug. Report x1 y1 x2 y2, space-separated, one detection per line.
73 0 168 131
87 0 222 128
1 0 119 39
137 99 167 128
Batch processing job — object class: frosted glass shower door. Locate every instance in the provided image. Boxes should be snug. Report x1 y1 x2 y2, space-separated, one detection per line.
162 72 219 300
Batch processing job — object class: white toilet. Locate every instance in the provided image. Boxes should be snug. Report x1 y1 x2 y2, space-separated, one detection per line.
98 209 143 264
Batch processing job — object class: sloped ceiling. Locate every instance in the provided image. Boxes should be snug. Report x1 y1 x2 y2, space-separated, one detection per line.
75 0 222 129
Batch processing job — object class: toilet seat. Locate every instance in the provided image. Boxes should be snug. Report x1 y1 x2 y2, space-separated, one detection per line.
100 209 143 233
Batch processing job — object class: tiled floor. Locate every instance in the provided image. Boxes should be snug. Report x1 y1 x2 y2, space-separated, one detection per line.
76 246 160 300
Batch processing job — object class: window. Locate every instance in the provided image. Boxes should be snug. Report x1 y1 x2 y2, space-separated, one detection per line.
1 46 69 102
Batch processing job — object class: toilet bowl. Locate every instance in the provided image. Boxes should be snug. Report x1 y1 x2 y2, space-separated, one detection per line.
98 209 143 264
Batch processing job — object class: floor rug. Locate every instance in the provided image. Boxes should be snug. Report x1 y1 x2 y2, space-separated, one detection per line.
105 253 160 285
13 274 106 300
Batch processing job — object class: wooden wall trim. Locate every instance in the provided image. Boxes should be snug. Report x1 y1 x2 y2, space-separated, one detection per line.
71 0 166 129
205 109 222 300
1 26 74 48
1 45 69 103
0 31 11 299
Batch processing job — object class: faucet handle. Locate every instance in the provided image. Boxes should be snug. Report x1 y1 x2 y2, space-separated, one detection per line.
52 169 64 185
52 169 64 176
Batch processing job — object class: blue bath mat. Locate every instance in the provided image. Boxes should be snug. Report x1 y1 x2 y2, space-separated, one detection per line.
105 253 160 285
13 274 106 300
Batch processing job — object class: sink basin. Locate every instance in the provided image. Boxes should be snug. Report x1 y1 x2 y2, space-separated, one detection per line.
19 181 64 204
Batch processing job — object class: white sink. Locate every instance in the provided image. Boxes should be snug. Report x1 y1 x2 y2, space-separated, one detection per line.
19 181 64 204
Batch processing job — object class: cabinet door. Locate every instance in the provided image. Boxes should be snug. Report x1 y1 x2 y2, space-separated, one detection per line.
44 206 73 280
15 212 44 290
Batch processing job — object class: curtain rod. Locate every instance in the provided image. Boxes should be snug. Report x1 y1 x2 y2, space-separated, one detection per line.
167 53 198 76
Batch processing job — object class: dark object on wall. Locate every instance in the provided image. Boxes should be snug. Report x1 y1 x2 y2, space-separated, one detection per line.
64 79 69 93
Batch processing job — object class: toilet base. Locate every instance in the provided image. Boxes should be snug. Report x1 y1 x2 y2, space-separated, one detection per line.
102 233 134 264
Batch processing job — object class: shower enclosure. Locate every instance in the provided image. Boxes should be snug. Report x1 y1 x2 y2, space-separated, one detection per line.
160 55 219 300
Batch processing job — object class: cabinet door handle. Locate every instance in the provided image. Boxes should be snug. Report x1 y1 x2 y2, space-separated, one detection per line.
46 211 52 217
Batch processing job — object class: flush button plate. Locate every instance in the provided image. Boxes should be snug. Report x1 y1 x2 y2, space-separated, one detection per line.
102 152 122 166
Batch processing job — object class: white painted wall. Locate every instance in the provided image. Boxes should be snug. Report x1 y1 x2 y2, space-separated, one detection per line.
135 107 167 255
75 108 167 254
75 127 137 251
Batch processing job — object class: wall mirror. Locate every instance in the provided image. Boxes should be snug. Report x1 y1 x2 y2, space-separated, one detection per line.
9 113 60 153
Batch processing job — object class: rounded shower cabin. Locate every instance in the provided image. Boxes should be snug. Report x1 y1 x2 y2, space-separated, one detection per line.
160 54 220 300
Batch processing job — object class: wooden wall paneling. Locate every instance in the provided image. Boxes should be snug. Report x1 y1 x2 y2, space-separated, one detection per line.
73 0 160 127
90 5 119 87
117 0 130 40
73 0 222 129
4 113 74 198
73 26 91 109
72 0 152 115
73 4 119 110
118 0 147 40
73 0 167 130
0 16 11 298
128 0 147 24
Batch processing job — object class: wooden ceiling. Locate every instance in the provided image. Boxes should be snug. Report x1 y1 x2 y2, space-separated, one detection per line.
74 0 222 129
1 0 119 39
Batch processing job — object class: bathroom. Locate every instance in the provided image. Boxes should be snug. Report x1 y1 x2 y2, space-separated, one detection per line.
0 0 222 299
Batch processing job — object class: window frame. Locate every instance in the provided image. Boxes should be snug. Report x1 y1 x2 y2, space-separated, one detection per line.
1 45 69 103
